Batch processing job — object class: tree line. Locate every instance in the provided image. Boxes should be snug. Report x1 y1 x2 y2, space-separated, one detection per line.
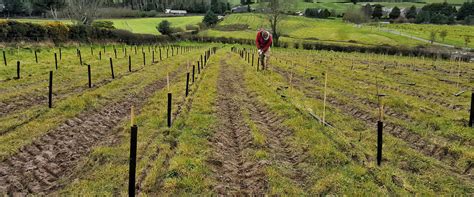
343 2 474 25
0 0 232 17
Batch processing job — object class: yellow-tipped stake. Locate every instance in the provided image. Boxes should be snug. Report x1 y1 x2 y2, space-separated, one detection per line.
379 104 385 122
167 73 170 93
131 106 135 126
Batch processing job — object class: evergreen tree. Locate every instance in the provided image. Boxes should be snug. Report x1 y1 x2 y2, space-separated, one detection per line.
457 2 474 20
389 6 400 19
361 4 372 18
203 10 218 26
4 0 26 15
405 5 417 19
372 4 383 19
157 20 172 36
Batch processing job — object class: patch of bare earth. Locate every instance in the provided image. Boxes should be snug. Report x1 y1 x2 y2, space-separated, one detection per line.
0 66 184 195
207 55 268 195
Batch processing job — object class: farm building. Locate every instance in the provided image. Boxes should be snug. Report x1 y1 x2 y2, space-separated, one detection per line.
165 9 187 15
232 5 249 13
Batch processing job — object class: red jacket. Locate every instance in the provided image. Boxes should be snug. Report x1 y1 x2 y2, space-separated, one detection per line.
256 31 273 52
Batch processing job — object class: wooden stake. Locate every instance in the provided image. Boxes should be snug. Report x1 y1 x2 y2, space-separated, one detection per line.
131 106 135 126
322 70 328 125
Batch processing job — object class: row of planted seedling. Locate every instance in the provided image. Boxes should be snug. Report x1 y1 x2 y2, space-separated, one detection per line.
128 46 218 197
232 46 474 169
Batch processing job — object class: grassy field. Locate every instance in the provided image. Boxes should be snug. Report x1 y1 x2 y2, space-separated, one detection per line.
107 16 203 35
12 16 203 35
377 23 474 48
236 0 468 14
200 13 426 47
0 43 472 195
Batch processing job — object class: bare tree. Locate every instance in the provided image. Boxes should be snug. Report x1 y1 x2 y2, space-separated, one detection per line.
65 0 104 25
260 0 296 46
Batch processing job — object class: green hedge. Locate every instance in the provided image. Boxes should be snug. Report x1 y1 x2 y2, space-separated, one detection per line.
0 20 171 44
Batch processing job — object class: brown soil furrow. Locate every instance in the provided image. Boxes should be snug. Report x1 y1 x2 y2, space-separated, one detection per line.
0 65 184 195
272 66 468 174
244 90 311 190
0 65 148 118
209 55 268 195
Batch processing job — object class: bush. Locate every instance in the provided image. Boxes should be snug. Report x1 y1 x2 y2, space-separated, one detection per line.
6 21 29 41
343 7 369 24
171 27 185 34
214 24 248 31
186 24 200 31
68 25 89 41
157 20 172 36
203 10 218 27
463 15 474 25
92 21 115 29
46 22 69 42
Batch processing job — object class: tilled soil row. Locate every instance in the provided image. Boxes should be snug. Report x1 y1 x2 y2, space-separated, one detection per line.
208 55 268 195
272 66 468 175
0 58 159 118
244 89 312 190
0 64 185 195
135 51 216 195
0 68 147 136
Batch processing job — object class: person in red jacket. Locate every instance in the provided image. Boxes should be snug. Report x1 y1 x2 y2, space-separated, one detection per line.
256 29 273 70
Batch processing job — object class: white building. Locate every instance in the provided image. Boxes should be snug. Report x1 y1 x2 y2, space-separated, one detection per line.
165 9 187 15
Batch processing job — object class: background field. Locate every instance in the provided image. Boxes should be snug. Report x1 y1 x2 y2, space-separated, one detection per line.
10 12 473 49
200 13 426 47
107 16 203 35
13 16 203 35
377 23 474 48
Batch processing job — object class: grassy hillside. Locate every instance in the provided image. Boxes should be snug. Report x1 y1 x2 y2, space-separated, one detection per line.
379 23 474 48
108 16 203 35
13 16 203 35
201 13 425 47
236 0 468 15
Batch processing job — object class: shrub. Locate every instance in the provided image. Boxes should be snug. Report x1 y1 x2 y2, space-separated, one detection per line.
171 27 184 34
203 10 218 27
92 21 115 29
186 24 200 31
0 21 9 40
26 23 48 41
343 7 369 24
157 20 172 36
214 24 248 31
463 15 474 25
68 25 89 41
389 6 401 19
46 22 69 42
457 2 474 20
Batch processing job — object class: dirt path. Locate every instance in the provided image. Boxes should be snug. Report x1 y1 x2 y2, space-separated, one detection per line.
0 65 184 195
244 90 311 190
208 54 268 195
